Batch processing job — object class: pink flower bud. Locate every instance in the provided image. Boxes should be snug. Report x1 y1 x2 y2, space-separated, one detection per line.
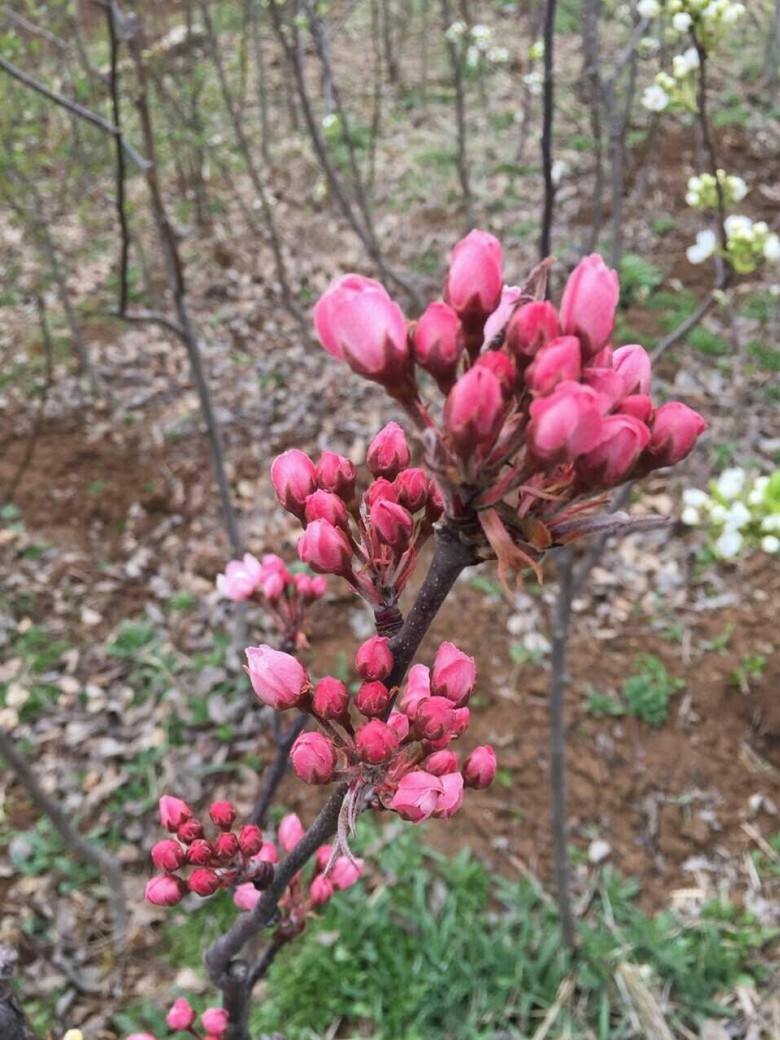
251 840 279 865
370 498 415 550
304 489 350 529
525 381 604 465
367 422 411 480
187 838 215 865
166 998 196 1031
430 642 476 707
356 636 394 682
426 480 444 523
315 844 332 871
617 394 653 422
201 1007 229 1037
433 771 464 818
363 477 398 510
356 719 400 764
189 868 222 897
151 839 186 873
245 645 309 710
524 335 582 396
387 770 443 823
208 801 237 830
176 818 205 844
463 745 497 788
393 468 428 513
127 1035 158 1040
309 874 334 906
386 710 410 742
278 813 304 852
331 856 364 890
647 402 708 466
355 680 392 718
234 882 260 911
216 553 263 601
261 571 286 602
413 696 457 742
505 301 559 363
145 874 187 906
613 344 651 396
575 414 651 487
424 749 459 775
271 449 317 519
581 366 627 412
213 832 240 862
314 274 414 397
398 663 431 717
298 519 355 578
158 795 192 832
312 676 350 719
316 450 358 500
559 254 619 359
474 351 516 397
483 284 522 345
443 366 506 460
412 301 464 392
444 230 504 335
290 732 337 784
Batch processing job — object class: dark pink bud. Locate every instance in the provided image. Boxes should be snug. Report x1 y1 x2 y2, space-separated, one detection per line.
187 838 215 865
424 749 459 775
393 468 428 513
316 450 357 500
363 477 398 509
443 366 505 460
304 489 350 529
647 402 708 466
576 414 651 487
426 480 444 523
151 839 186 873
188 868 222 897
581 367 628 412
474 351 516 397
251 841 279 866
208 801 237 830
176 818 205 844
216 553 263 601
433 771 464 818
309 874 334 906
398 663 431 717
525 335 582 396
617 394 653 422
370 498 414 550
525 381 604 465
386 710 410 742
613 344 651 396
201 1007 229 1037
298 519 355 578
387 770 443 823
449 707 470 740
413 696 457 742
278 813 304 851
412 301 464 392
158 795 192 832
146 874 187 906
367 422 410 479
356 719 400 764
559 254 619 359
329 855 364 890
166 997 196 1030
245 645 309 710
290 732 337 784
238 825 264 857
312 676 350 719
444 230 504 332
463 745 497 788
355 680 392 718
356 636 393 682
271 449 317 519
430 641 476 707
213 832 240 862
505 300 559 363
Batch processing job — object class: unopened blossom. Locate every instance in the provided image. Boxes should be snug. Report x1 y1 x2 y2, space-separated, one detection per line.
412 301 464 392
298 519 355 578
355 680 392 718
524 335 582 396
312 676 350 718
444 365 506 460
189 868 221 897
316 450 357 500
425 749 459 775
434 772 464 818
176 818 205 844
463 746 497 788
356 635 394 682
398 662 432 716
146 874 187 906
290 732 337 784
647 402 707 466
370 498 415 549
213 832 240 862
356 719 400 764
394 468 429 513
388 770 443 823
483 285 522 344
413 696 457 742
367 422 411 479
166 998 196 1031
151 839 186 873
309 874 334 906
158 795 192 832
576 415 651 487
209 801 237 830
304 489 350 529
559 254 619 358
613 344 651 396
216 553 263 601
278 813 305 852
201 1007 229 1037
525 381 603 464
271 449 317 518
329 855 364 890
505 300 559 363
238 825 264 857
245 645 309 710
234 883 261 912
444 230 504 342
430 642 476 707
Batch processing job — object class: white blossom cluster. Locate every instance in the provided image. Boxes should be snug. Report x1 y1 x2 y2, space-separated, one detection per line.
637 0 745 31
682 468 780 560
445 21 509 68
687 218 780 272
686 170 748 209
641 53 699 113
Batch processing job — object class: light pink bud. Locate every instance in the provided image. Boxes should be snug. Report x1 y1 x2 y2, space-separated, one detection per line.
251 840 279 864
412 301 464 392
448 706 470 741
127 1035 158 1040
208 800 237 830
298 519 355 578
367 422 410 480
647 402 708 466
187 838 215 865
245 645 309 710
445 230 504 333
151 839 186 873
483 284 522 345
145 874 187 906
316 451 357 500
617 394 653 422
271 449 317 519
433 771 464 818
188 868 221 897
166 998 196 1031
370 498 415 550
234 882 260 911
424 749 459 775
158 795 192 832
356 636 393 682
177 818 205 844
525 335 582 396
431 641 476 707
559 254 619 359
413 696 457 742
201 1007 229 1037
575 414 650 487
278 813 305 852
581 367 627 412
443 366 505 460
388 770 443 823
216 553 263 601
505 300 559 363
393 468 428 513
356 719 400 764
304 489 350 529
590 345 613 367
355 680 392 718
261 571 286 601
290 732 337 784
398 663 431 716
463 745 497 788
309 874 334 906
330 855 364 890
526 381 604 464
312 676 350 719
386 710 410 742
613 344 651 396
213 832 240 862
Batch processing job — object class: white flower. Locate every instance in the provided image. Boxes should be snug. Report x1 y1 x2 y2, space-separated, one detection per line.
673 12 693 31
487 46 510 65
723 501 750 529
761 535 780 554
673 47 700 78
321 113 340 132
683 488 710 508
763 234 780 262
716 467 746 500
523 70 543 95
730 176 748 201
642 83 670 112
761 514 780 533
747 476 769 505
724 214 753 238
445 19 467 41
681 507 701 525
687 228 717 264
551 159 569 185
637 0 661 16
471 23 491 42
466 45 480 68
714 528 743 559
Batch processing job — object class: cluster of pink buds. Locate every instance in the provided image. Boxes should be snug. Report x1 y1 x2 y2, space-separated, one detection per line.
125 1000 228 1040
216 552 327 647
271 424 443 624
245 637 497 826
314 235 708 583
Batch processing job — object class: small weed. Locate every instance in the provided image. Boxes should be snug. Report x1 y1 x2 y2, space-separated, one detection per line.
618 252 664 306
469 573 504 598
585 685 625 719
651 215 677 235
701 623 734 653
729 654 766 694
509 642 547 667
169 591 199 611
622 654 684 727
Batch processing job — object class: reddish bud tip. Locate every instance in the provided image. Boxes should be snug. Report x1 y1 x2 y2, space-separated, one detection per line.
145 874 188 906
463 745 498 789
208 800 237 830
355 635 394 682
367 422 411 479
290 732 338 784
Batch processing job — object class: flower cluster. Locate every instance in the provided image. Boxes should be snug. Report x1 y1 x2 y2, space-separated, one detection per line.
642 53 699 113
244 639 497 824
124 1001 229 1040
444 21 509 68
216 552 327 647
685 170 747 209
687 218 780 273
315 234 706 586
681 468 780 559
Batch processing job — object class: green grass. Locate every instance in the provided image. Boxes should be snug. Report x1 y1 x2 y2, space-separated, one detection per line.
585 655 685 728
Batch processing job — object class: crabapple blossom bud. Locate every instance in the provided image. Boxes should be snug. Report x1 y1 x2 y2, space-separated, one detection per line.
559 254 619 358
158 795 192 832
278 813 305 852
290 732 337 784
412 301 464 391
474 351 516 397
213 832 240 862
252 841 279 865
370 498 414 550
444 366 505 459
238 825 264 858
367 422 410 479
310 874 334 906
575 414 651 487
216 553 263 601
505 301 559 363
424 749 459 775
647 402 708 466
201 1008 229 1037
127 1035 157 1040
398 663 431 716
483 284 522 344
590 345 613 367
304 489 350 529
298 519 355 578
151 839 186 873
355 680 392 718
388 770 443 823
444 230 504 335
356 719 400 764
166 998 196 1031
525 381 603 464
613 344 651 396
208 801 237 830
234 883 260 911
463 745 498 788
316 451 357 500
329 856 364 890
271 449 317 519
394 468 428 513
363 477 398 509
581 367 627 412
413 696 456 742
176 818 205 844
261 571 286 601
426 480 444 523
146 874 187 906
297 573 328 599
434 771 464 818
312 676 350 719
314 274 415 397
431 642 477 707
525 335 582 396
386 710 410 742
245 646 309 710
617 394 653 422
187 839 214 866
356 636 393 681
189 868 221 897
